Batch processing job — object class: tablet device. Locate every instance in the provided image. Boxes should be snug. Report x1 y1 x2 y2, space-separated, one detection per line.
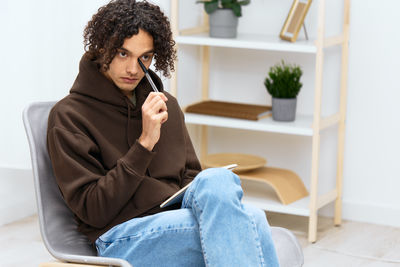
160 164 238 208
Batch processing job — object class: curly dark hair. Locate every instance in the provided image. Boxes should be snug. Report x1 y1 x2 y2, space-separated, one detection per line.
83 0 176 77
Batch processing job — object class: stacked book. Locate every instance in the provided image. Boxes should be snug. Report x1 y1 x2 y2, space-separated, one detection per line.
185 100 271 121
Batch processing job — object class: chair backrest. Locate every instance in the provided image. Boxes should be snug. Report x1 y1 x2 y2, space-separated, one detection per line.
23 101 131 267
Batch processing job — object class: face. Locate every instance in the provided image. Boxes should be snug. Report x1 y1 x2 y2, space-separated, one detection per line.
104 29 154 97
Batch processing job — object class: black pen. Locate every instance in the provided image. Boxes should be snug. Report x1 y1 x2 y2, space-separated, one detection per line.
138 58 159 92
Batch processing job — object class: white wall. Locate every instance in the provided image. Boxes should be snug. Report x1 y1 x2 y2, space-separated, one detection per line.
0 0 110 224
0 0 169 225
342 0 400 226
0 0 399 227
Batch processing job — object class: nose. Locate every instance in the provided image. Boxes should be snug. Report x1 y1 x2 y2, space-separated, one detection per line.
126 58 140 76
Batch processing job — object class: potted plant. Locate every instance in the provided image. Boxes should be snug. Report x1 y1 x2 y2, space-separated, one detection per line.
264 61 303 122
196 0 250 38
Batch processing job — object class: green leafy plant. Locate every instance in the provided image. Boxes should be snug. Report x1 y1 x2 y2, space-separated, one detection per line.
196 0 251 17
264 61 303 99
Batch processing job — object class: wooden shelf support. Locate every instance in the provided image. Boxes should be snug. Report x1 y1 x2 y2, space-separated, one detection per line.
322 34 345 48
317 189 338 209
180 26 209 36
319 113 340 130
335 0 351 226
308 0 326 243
169 0 179 97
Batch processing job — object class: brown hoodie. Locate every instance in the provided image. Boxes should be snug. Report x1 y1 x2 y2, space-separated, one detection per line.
47 55 202 243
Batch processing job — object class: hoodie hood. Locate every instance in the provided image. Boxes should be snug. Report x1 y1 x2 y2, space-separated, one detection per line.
70 54 164 117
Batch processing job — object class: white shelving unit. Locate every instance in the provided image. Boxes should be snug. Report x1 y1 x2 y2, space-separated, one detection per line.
185 113 314 136
170 0 350 242
175 32 318 53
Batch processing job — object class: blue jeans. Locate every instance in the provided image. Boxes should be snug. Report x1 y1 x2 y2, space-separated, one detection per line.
95 168 279 267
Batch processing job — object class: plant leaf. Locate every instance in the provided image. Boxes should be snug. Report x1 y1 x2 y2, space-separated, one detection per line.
231 3 242 17
264 61 303 98
204 1 219 14
238 0 251 6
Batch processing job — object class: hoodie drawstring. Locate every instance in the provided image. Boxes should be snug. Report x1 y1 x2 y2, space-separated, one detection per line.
125 97 133 147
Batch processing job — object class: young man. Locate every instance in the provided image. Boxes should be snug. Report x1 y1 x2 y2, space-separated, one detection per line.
47 0 279 266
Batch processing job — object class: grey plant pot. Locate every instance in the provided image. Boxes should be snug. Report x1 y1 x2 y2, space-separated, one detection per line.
272 98 297 122
209 9 238 38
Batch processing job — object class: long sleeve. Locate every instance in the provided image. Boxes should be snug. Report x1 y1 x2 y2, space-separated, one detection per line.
47 126 157 228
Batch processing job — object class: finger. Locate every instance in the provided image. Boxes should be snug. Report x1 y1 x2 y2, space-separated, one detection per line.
152 92 168 102
147 94 163 106
147 92 168 102
160 93 168 102
149 96 168 113
142 96 165 115
158 111 168 124
157 98 168 113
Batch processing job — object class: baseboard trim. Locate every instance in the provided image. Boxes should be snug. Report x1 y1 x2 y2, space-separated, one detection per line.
319 199 400 227
341 200 400 227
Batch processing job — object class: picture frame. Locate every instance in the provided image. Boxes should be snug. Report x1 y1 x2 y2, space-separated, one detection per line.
280 0 312 42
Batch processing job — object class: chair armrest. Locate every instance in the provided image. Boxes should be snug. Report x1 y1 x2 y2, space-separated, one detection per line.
40 263 109 267
39 260 132 267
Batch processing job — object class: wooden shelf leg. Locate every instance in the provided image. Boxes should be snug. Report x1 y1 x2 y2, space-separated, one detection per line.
169 0 179 97
308 210 318 243
199 45 210 161
309 131 321 243
170 0 179 36
199 44 210 162
309 130 321 243
170 55 178 97
201 46 210 101
334 0 350 226
200 125 208 162
308 0 325 243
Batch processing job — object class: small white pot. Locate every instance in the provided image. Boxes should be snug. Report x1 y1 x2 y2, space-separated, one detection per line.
209 9 238 38
272 98 297 122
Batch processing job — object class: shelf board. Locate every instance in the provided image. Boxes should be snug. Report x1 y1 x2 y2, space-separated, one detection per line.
176 33 317 54
241 179 310 217
184 112 314 136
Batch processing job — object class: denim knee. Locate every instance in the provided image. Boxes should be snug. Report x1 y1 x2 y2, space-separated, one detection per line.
194 168 243 203
244 204 271 232
197 167 241 184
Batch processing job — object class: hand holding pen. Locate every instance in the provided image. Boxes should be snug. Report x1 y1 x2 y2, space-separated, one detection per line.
138 58 159 93
137 58 168 151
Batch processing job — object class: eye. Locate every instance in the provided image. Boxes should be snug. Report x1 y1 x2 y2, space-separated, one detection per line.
118 51 128 58
140 54 153 62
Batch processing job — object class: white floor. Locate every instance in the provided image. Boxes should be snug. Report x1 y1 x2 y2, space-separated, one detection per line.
267 213 400 267
1 213 400 266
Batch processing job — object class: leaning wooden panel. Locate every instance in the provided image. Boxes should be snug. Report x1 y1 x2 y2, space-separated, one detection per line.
239 167 308 205
280 0 313 42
